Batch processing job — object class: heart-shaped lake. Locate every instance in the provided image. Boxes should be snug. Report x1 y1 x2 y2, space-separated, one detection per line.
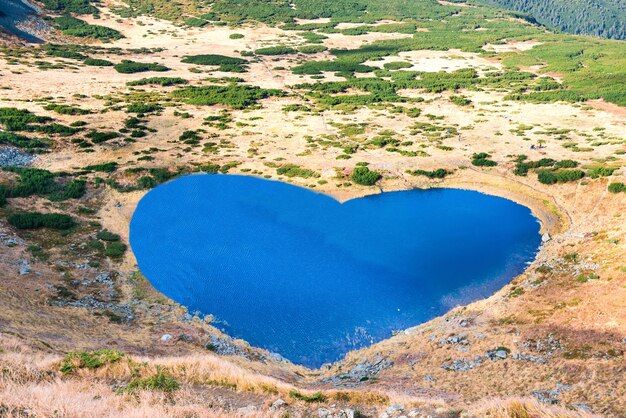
130 174 541 367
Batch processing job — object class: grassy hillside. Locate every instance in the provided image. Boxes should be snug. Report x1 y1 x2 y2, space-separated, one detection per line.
476 0 626 40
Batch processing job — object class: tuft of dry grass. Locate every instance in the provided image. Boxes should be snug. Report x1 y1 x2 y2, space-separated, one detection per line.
465 397 599 418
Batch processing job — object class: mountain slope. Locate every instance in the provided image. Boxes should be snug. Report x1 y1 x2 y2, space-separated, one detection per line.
476 0 626 40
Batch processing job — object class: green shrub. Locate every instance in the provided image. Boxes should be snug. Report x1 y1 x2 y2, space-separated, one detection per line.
298 45 327 54
407 168 450 179
537 169 557 184
126 368 180 392
450 95 472 106
608 182 625 193
84 162 118 172
292 61 374 75
276 164 319 178
105 242 127 258
41 0 97 14
289 390 325 403
54 16 123 41
172 85 284 109
351 166 381 186
556 169 585 183
229 33 244 39
254 46 297 55
472 153 497 167
43 103 91 115
127 77 188 86
96 230 120 241
83 58 114 66
86 131 119 143
60 349 124 374
114 60 169 74
126 103 162 114
181 54 247 66
8 212 75 230
383 61 412 70
587 166 617 178
137 176 157 189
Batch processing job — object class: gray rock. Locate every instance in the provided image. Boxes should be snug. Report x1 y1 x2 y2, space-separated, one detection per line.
486 349 509 360
387 404 405 414
530 389 561 404
18 260 31 275
0 147 35 167
206 335 248 358
237 405 257 414
441 356 483 371
160 334 173 342
572 403 592 412
423 374 436 382
270 399 287 410
324 355 393 386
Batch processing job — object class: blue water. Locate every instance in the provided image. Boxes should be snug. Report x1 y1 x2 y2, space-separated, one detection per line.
130 174 541 367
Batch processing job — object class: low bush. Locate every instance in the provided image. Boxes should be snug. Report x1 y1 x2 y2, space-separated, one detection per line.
608 182 625 193
8 212 75 230
254 46 297 55
96 230 120 241
83 58 114 66
351 166 381 186
114 60 169 74
472 152 497 167
289 390 325 403
127 77 188 86
276 164 318 178
181 54 247 66
407 168 450 179
54 16 123 41
105 242 127 258
126 368 180 393
60 349 124 374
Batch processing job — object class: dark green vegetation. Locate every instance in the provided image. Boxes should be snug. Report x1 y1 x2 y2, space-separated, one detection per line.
477 0 626 40
0 167 86 202
276 164 319 178
171 84 284 108
407 168 451 179
83 58 114 66
54 16 123 41
608 182 625 193
512 156 618 185
0 108 83 151
127 77 188 86
181 54 247 65
60 349 125 374
472 153 497 167
351 166 381 186
114 60 170 74
42 0 97 14
8 212 75 230
254 45 297 55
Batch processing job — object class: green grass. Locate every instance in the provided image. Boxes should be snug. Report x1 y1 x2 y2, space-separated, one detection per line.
289 390 325 403
125 368 180 393
60 349 125 374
